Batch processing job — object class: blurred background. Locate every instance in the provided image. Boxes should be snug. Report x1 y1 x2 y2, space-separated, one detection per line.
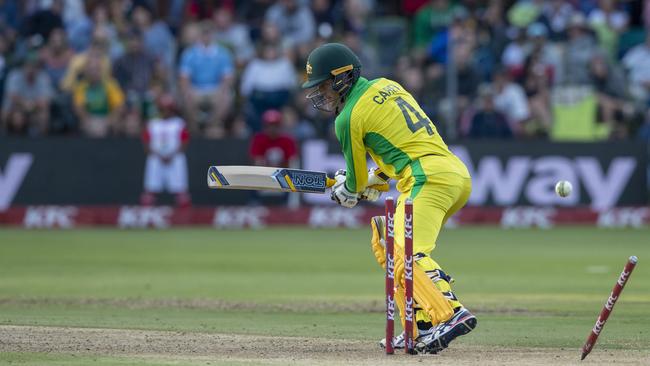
0 0 649 228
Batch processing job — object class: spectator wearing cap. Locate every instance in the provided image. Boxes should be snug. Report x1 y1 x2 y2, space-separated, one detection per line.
265 0 316 48
622 32 650 106
249 109 298 169
1 53 53 135
240 42 297 133
179 21 235 136
212 6 255 66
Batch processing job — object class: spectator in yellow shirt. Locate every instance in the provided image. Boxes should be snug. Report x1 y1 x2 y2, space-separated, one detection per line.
73 57 124 137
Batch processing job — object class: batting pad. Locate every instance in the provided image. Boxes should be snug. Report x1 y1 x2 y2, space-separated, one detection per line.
370 217 454 327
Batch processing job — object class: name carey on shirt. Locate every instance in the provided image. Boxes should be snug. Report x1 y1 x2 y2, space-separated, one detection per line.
372 84 401 105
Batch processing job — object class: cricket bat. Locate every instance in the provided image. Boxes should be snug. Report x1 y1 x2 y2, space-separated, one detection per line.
207 166 389 194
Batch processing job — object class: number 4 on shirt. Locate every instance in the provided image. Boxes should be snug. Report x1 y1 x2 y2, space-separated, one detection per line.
395 96 435 136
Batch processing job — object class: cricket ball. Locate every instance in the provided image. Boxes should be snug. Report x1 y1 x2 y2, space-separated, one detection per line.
555 180 572 198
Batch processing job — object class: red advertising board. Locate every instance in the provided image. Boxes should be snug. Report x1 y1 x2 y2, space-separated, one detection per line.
1 206 648 229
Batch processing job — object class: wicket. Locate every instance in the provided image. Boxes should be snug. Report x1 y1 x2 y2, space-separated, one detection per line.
580 255 638 360
384 197 415 355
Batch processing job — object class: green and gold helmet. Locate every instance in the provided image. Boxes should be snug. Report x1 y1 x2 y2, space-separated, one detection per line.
302 43 362 113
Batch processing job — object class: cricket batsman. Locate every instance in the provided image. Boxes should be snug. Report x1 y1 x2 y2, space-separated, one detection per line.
302 43 476 354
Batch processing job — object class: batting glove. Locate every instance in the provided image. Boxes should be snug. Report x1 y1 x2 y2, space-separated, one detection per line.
360 168 389 202
331 170 359 208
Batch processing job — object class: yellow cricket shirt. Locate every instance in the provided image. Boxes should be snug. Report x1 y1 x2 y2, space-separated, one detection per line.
335 77 469 194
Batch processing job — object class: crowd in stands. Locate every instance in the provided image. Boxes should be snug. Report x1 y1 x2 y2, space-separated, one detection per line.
1 0 650 142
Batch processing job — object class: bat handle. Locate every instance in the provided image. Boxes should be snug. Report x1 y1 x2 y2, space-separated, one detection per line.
326 177 390 192
326 177 337 188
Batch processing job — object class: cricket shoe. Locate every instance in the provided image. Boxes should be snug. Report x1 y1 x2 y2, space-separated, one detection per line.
379 326 435 350
415 308 477 354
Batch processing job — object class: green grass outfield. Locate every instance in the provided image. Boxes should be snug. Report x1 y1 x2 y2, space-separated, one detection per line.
0 227 649 365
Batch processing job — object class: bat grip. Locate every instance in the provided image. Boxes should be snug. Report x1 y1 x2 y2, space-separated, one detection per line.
325 177 389 192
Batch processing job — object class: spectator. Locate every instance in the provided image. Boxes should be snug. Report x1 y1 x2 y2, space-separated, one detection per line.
539 0 575 41
131 4 175 71
526 22 562 85
0 0 20 32
113 31 155 98
265 0 316 48
91 4 124 61
259 21 283 45
39 27 73 88
240 42 297 132
501 28 528 78
493 68 530 132
343 31 380 79
179 21 235 136
312 0 336 38
250 109 298 167
39 26 76 134
481 0 509 56
65 8 93 52
622 32 650 106
507 0 544 29
60 33 112 92
564 13 600 85
413 0 464 49
141 94 190 207
72 57 124 137
342 0 372 36
240 0 275 41
588 0 629 33
522 49 553 137
454 40 480 113
108 0 130 37
212 6 255 66
467 84 513 138
1 54 53 135
21 0 64 42
249 109 299 205
113 30 156 130
588 0 629 58
590 54 631 132
281 105 316 141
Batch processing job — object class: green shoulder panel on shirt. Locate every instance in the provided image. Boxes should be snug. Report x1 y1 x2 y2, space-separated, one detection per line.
335 77 379 191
